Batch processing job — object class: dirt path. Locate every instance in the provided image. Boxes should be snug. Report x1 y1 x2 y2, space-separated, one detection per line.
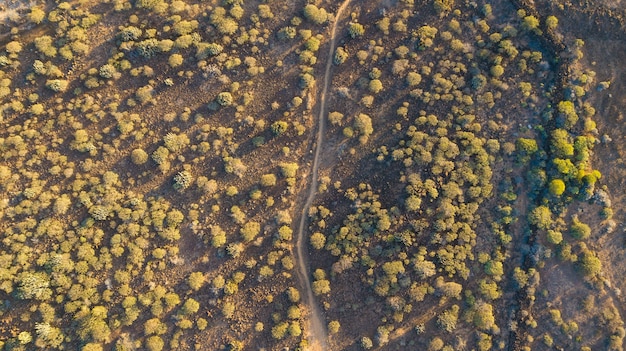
294 1 351 350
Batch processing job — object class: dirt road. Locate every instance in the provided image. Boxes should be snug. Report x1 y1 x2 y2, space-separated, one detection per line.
294 1 351 350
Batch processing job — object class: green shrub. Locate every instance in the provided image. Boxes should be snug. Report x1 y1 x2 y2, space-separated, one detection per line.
551 129 574 158
429 337 444 351
369 79 383 94
131 149 149 165
570 217 591 240
361 337 374 349
137 39 160 57
299 73 315 89
434 0 454 14
529 206 552 230
195 42 222 59
168 54 183 68
46 79 68 92
473 302 495 330
271 322 289 339
549 179 565 196
546 16 558 30
173 171 192 190
310 232 326 249
119 26 142 41
216 92 233 106
151 146 170 165
82 343 103 351
260 174 277 187
406 72 422 86
416 25 438 49
278 26 297 40
522 15 540 31
6 41 23 55
353 113 374 144
557 100 578 128
312 280 330 295
303 4 328 24
334 47 349 64
546 230 563 245
180 298 200 315
35 36 57 57
287 305 301 319
271 121 289 135
28 8 46 24
188 272 205 291
145 336 164 351
305 36 321 52
286 287 300 302
17 272 51 300
136 85 154 104
144 318 167 335
490 65 504 77
280 163 299 178
258 4 274 18
328 320 340 334
348 23 365 38
437 305 459 332
240 221 260 242
99 64 117 78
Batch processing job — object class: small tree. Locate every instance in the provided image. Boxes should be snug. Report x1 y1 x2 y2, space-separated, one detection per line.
187 272 205 291
310 232 326 249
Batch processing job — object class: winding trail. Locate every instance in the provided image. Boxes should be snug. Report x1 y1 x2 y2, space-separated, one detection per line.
294 1 351 350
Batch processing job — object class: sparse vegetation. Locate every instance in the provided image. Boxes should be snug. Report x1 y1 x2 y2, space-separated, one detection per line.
0 0 619 350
